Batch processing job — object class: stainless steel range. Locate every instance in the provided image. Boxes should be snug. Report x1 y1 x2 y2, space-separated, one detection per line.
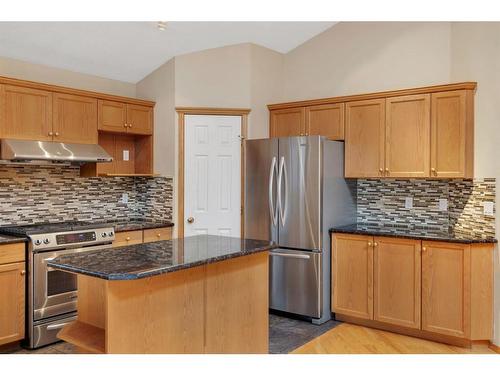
0 221 115 348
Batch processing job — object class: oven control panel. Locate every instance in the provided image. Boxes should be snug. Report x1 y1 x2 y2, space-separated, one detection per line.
30 227 115 252
56 231 96 245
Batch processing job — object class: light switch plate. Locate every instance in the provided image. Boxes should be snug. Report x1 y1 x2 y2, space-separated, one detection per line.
405 197 413 209
483 201 494 216
121 193 129 204
439 199 448 211
123 150 130 161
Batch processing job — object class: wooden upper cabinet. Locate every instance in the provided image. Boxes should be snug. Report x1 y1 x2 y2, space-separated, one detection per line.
385 94 430 178
305 103 344 139
98 100 127 133
373 237 421 329
332 234 373 319
127 104 153 135
422 241 471 338
345 99 385 178
0 84 52 141
431 90 473 178
270 107 305 137
0 261 25 346
53 93 97 144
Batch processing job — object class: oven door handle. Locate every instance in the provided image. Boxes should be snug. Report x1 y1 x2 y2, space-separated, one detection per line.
46 322 73 331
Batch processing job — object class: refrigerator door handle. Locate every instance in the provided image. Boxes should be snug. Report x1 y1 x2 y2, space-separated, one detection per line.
277 156 288 227
268 157 278 227
270 252 311 260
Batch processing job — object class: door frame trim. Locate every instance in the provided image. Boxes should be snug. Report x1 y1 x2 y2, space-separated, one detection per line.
176 107 250 238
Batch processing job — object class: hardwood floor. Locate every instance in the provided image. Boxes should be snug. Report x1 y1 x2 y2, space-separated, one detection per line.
292 323 496 354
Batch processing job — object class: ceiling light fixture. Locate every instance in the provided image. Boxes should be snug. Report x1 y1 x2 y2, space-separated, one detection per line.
157 21 167 31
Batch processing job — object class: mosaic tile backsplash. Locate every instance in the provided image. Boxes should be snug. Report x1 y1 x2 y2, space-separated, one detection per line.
356 178 496 239
0 164 173 226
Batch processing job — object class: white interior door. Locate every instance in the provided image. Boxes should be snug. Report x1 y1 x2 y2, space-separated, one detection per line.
184 115 241 237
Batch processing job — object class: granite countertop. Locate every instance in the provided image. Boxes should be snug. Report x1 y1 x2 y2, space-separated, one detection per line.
93 219 174 232
330 223 497 244
0 234 27 245
47 234 275 280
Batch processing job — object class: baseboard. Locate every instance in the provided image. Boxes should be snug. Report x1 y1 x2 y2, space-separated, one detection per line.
488 342 500 354
335 313 471 348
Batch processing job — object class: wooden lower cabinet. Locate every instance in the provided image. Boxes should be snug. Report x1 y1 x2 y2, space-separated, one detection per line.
113 227 173 248
331 234 373 319
373 237 421 329
421 241 470 338
331 233 493 346
143 227 173 243
0 242 26 346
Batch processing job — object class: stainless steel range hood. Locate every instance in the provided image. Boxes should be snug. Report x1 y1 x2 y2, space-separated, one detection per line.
0 139 113 163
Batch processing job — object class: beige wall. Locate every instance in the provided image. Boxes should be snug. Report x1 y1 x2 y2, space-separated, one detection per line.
283 22 451 101
0 55 136 97
136 58 176 177
450 22 500 346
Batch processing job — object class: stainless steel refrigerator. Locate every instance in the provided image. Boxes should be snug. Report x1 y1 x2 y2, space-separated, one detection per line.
244 136 356 324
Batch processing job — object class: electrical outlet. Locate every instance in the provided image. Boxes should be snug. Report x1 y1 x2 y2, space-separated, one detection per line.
405 197 413 209
439 199 448 211
121 193 129 204
123 150 130 161
483 201 494 216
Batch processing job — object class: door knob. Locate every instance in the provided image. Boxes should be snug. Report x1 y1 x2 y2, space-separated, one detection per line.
187 217 195 224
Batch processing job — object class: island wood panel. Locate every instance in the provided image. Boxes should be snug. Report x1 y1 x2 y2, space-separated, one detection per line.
373 237 421 329
270 107 305 137
385 94 430 177
0 243 25 264
0 84 53 141
421 241 471 338
143 227 173 243
430 90 473 178
105 266 206 354
112 230 143 248
53 93 98 144
58 320 105 354
305 103 344 139
332 234 373 319
98 100 127 133
470 244 493 340
205 251 268 354
0 262 25 346
345 99 385 178
126 104 153 135
77 275 106 330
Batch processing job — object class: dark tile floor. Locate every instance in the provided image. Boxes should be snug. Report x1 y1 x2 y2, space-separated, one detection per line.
1 313 339 354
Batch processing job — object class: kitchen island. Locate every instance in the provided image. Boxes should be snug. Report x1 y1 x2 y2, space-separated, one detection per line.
47 235 274 354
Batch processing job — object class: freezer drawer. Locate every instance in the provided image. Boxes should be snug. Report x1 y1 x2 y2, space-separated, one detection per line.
269 248 321 318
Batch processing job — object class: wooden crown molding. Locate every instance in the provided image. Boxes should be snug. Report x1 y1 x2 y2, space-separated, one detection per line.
268 82 477 110
176 107 251 116
0 75 155 107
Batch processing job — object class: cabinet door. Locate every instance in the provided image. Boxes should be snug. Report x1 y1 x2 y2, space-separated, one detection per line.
374 237 421 329
305 103 344 139
430 90 473 178
345 99 385 178
53 93 97 144
385 94 430 177
113 230 143 248
143 227 173 243
98 100 127 133
422 241 470 338
0 85 52 141
332 234 373 319
126 104 153 135
270 108 305 137
0 262 25 346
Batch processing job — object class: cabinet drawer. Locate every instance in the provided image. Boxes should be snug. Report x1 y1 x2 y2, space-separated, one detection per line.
113 230 143 248
143 227 172 243
0 243 25 265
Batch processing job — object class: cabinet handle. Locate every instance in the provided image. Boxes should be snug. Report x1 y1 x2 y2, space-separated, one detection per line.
129 123 132 128
422 247 427 252
48 131 53 136
124 123 128 128
157 233 161 238
55 132 59 137
368 242 373 246
20 270 26 276
379 168 383 173
374 242 378 247
126 237 131 241
431 168 437 175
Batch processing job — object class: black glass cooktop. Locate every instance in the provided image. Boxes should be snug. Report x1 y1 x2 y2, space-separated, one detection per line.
0 221 108 237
